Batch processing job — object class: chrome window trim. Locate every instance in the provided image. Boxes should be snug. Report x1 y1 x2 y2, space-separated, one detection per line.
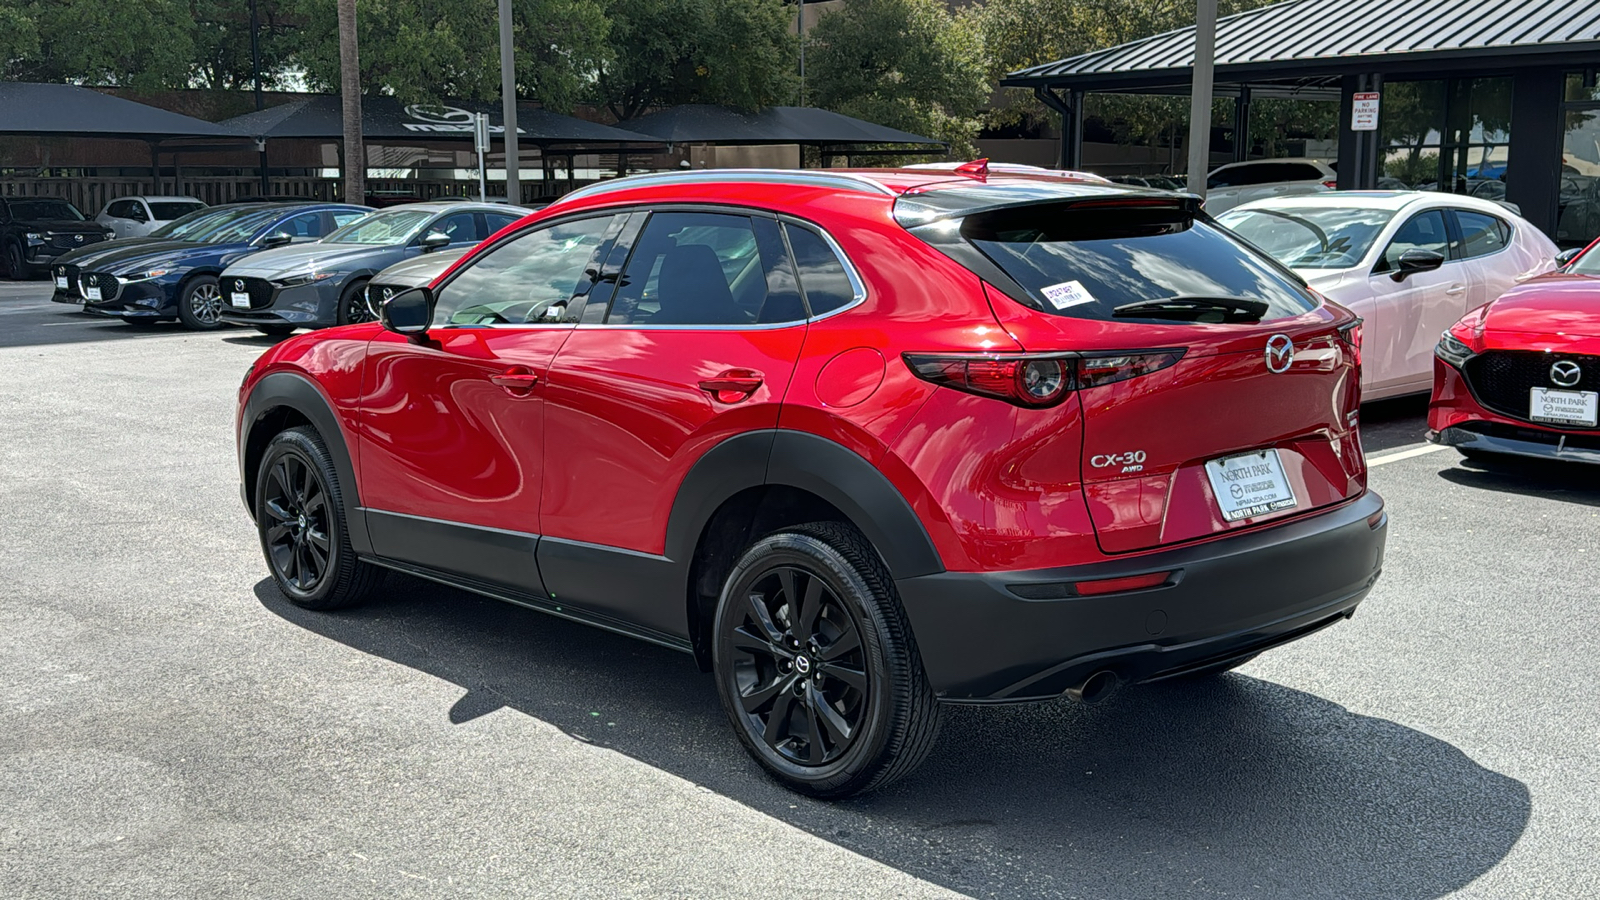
547 169 896 211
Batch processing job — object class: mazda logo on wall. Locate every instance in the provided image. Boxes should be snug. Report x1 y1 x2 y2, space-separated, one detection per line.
1265 334 1295 374
1550 360 1583 388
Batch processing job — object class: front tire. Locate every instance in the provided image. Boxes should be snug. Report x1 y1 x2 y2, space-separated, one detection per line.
713 522 940 798
4 242 29 280
176 275 226 330
336 278 372 326
256 426 382 610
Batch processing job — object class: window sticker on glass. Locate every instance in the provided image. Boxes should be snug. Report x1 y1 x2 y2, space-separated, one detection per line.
1040 280 1098 310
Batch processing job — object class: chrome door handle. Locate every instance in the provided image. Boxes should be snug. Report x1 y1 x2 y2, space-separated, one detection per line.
489 367 538 394
1446 284 1467 296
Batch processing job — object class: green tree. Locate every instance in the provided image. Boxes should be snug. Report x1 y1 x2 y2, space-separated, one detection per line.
1 0 194 89
805 0 989 159
286 0 608 110
185 0 301 94
592 0 795 121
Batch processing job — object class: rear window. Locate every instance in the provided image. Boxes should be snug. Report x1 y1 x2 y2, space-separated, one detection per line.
961 203 1317 322
1208 162 1325 189
148 201 205 220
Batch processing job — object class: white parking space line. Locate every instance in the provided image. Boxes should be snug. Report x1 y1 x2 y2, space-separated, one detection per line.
1366 444 1451 467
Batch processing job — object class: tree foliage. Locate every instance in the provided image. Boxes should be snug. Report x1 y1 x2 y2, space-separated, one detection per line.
1 0 194 89
805 0 989 158
592 0 796 121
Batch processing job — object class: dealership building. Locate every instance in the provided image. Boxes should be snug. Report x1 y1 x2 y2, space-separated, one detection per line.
1004 0 1600 246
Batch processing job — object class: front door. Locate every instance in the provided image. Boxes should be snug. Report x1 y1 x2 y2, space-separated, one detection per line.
1364 209 1463 394
538 209 811 638
357 213 618 594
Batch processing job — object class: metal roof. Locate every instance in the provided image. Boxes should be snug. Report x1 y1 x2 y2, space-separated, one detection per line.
619 105 944 147
0 83 243 139
1004 0 1600 89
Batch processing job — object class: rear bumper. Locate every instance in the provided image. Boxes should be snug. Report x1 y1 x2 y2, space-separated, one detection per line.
895 490 1387 701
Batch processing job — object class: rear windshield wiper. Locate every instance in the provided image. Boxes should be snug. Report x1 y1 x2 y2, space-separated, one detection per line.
1111 296 1268 323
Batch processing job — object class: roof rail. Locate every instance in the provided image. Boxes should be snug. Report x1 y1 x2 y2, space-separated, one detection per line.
547 168 897 209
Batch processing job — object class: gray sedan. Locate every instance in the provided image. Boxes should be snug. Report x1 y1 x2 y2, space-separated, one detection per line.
216 201 530 332
362 245 473 319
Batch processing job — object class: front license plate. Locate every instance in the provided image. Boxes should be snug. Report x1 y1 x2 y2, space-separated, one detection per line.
54 276 67 289
1530 387 1598 427
84 286 101 301
230 292 251 308
1205 449 1298 522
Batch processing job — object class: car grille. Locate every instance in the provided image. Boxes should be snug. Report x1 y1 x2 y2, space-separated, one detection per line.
1463 350 1600 427
225 276 276 310
47 232 105 251
367 282 400 307
79 271 121 301
54 264 82 298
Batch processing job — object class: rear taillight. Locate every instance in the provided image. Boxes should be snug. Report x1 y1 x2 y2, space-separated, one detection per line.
1322 179 1339 189
903 350 1182 408
1337 318 1362 367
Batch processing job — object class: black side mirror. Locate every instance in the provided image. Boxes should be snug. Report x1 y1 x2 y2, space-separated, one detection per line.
381 286 433 336
1391 248 1445 281
1555 247 1582 268
261 231 294 248
419 230 451 252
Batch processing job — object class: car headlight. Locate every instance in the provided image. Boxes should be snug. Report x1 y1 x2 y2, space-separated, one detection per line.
121 268 172 282
274 272 337 287
24 232 42 242
102 231 115 240
1435 332 1475 368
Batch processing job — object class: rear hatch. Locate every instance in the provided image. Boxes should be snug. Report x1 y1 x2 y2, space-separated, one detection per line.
903 190 1365 554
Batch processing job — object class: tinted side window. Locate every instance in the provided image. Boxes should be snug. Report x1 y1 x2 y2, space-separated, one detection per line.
331 210 367 228
1376 210 1450 272
277 211 324 238
485 212 520 235
606 212 765 326
106 200 129 218
783 223 859 317
428 212 478 244
1455 210 1510 258
432 216 610 326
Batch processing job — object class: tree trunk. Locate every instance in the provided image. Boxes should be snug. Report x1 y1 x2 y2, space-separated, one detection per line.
337 0 364 205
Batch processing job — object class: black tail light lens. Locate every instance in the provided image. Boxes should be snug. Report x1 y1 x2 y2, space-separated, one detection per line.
903 350 1183 408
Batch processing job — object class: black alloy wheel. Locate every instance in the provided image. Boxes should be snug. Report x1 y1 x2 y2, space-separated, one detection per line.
256 426 381 610
714 523 940 798
337 279 372 326
4 242 27 281
177 275 226 330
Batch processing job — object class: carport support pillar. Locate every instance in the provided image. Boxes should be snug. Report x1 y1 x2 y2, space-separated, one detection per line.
257 139 270 197
1186 0 1218 196
1035 87 1082 170
148 142 161 194
1233 87 1252 162
1337 74 1384 190
498 0 519 204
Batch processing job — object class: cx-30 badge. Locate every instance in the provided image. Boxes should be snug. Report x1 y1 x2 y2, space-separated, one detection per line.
1550 360 1583 388
1265 334 1295 374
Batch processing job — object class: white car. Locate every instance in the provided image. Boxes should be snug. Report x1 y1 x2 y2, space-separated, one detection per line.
1204 158 1336 214
95 196 207 239
1217 191 1560 400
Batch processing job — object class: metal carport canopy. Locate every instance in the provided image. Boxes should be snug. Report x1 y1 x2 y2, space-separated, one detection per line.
620 105 944 150
1001 0 1600 91
0 83 243 139
219 96 660 147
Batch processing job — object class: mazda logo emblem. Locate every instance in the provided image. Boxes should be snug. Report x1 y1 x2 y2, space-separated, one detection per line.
1265 334 1294 374
234 280 244 291
73 234 83 243
1551 360 1583 388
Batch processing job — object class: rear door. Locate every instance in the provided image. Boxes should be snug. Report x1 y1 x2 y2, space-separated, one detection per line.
358 213 618 594
964 200 1363 554
537 207 810 637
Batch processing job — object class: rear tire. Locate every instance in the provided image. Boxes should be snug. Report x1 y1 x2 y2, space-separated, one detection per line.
254 324 295 337
256 426 382 610
4 242 29 280
176 274 226 330
713 522 940 798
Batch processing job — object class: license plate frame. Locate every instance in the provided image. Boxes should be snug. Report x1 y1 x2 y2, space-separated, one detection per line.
54 276 68 290
230 292 251 309
1205 448 1298 523
84 285 101 301
1530 387 1598 427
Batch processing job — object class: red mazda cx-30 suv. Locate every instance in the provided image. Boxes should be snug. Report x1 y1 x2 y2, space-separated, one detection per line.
237 166 1387 797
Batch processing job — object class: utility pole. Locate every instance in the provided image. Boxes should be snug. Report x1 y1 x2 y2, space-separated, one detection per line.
498 0 519 203
796 0 805 106
337 0 364 205
250 0 267 195
1186 0 1217 197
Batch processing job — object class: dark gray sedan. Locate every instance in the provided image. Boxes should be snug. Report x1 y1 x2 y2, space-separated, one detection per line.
216 201 529 331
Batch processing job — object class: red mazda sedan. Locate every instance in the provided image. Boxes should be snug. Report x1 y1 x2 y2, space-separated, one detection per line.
1429 237 1600 463
237 166 1387 797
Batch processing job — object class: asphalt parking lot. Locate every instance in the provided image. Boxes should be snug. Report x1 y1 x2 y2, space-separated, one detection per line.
3 280 1598 899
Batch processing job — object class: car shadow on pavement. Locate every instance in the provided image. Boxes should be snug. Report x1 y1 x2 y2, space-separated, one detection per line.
0 309 191 349
255 576 1530 899
1438 454 1600 506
